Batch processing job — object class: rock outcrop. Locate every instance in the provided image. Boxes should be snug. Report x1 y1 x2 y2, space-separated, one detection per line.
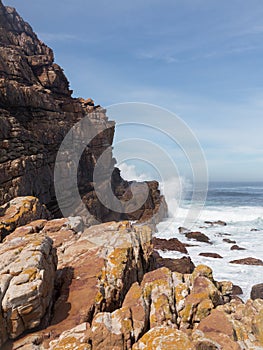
0 216 155 348
230 257 263 266
0 196 50 241
1 204 263 349
0 229 57 347
0 0 167 226
152 236 188 254
251 283 263 300
199 252 223 259
185 231 211 244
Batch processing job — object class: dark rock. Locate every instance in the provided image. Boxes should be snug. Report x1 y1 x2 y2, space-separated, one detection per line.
199 252 223 259
230 257 263 266
185 231 211 244
231 245 246 251
152 237 188 254
153 251 195 274
232 285 243 296
223 238 236 244
251 283 263 300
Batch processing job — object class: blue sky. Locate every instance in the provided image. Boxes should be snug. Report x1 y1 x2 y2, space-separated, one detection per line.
5 0 263 181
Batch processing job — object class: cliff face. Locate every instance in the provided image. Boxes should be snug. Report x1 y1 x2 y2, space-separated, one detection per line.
0 1 167 224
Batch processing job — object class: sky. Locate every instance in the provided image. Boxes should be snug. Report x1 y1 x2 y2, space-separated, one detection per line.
4 0 263 182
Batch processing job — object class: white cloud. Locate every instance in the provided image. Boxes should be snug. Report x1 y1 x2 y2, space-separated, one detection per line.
118 163 150 182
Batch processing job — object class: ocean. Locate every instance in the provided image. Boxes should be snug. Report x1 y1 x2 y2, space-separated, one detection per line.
157 181 263 300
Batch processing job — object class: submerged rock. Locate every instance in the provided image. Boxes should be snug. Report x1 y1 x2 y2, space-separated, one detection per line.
185 231 211 244
199 252 223 259
230 257 263 266
231 244 246 251
223 238 236 244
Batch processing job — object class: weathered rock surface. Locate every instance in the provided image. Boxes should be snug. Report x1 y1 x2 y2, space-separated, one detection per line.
153 251 195 274
0 196 50 241
89 264 233 349
132 326 193 350
152 236 188 254
0 229 57 347
230 257 263 266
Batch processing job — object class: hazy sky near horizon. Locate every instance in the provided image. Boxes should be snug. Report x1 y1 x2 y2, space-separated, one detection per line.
5 0 263 182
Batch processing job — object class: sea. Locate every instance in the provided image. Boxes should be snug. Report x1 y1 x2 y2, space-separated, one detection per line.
156 181 263 300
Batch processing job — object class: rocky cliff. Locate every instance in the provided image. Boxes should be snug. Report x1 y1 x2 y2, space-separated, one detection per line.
0 0 167 225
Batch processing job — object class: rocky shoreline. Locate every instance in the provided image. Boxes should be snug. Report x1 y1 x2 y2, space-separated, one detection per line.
1 197 263 349
1 1 263 349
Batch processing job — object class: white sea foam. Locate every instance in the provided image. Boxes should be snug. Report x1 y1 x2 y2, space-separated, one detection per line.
118 167 263 300
157 204 263 300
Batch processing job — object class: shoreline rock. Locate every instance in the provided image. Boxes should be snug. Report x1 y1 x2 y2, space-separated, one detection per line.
199 252 223 259
185 231 211 244
230 257 263 266
152 237 188 254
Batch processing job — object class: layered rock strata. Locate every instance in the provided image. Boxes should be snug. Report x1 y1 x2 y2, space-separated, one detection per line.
0 0 167 225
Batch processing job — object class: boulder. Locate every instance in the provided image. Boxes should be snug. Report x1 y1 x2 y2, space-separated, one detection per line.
152 236 188 254
251 283 263 300
132 326 193 350
215 298 263 347
230 257 263 266
232 285 243 296
0 231 57 346
196 309 241 350
223 238 236 244
199 252 223 259
230 245 246 251
0 196 50 241
185 231 211 244
153 251 195 274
